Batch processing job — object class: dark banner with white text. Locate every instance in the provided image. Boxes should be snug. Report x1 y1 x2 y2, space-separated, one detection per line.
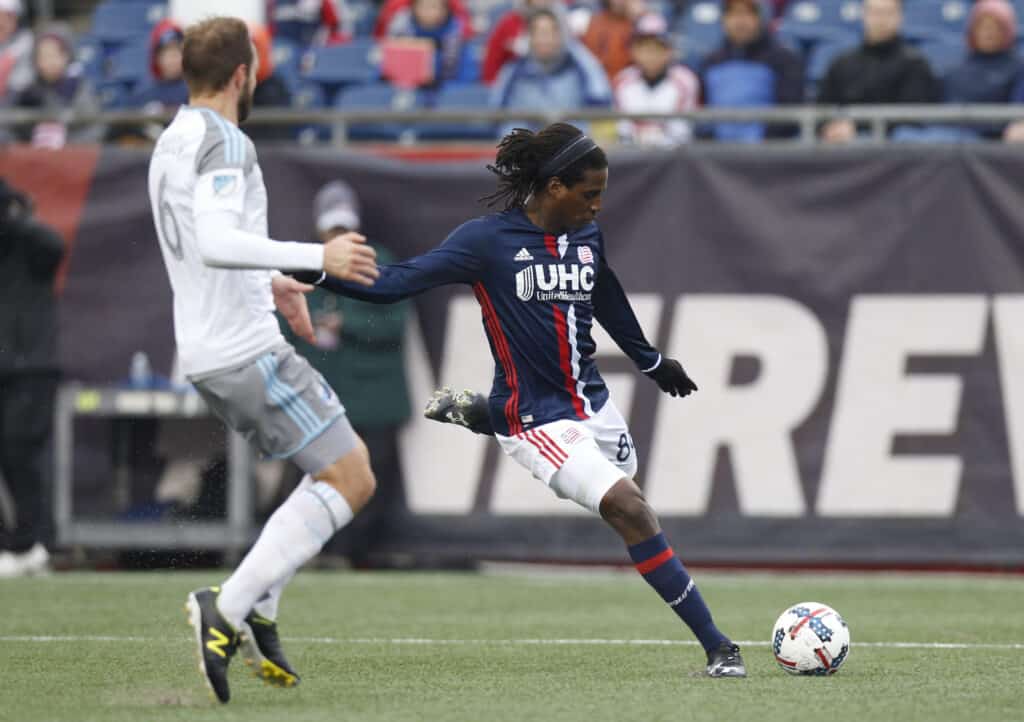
13 144 1024 565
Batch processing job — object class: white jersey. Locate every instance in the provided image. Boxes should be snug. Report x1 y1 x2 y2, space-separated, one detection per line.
148 106 284 378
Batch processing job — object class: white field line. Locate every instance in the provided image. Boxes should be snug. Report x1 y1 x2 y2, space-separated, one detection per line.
2 635 1023 651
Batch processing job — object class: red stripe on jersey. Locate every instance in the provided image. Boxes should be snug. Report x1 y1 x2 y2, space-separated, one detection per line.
474 283 522 435
528 429 567 465
543 233 559 258
551 305 587 420
524 430 564 468
635 547 675 575
535 429 568 463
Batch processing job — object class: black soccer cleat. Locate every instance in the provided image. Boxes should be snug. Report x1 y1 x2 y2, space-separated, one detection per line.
184 586 240 703
706 642 747 678
424 386 494 436
240 611 301 688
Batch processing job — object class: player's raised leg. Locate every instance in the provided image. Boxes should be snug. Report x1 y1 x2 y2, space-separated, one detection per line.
598 479 745 677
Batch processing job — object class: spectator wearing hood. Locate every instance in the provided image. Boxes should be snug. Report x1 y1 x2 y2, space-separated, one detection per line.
386 0 475 87
700 0 804 141
483 0 562 85
614 13 699 145
14 24 103 146
270 0 351 47
0 0 32 99
943 0 1023 139
817 0 938 143
582 0 647 80
493 8 611 134
125 20 188 111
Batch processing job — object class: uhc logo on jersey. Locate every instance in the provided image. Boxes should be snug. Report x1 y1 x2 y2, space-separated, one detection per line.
515 263 595 303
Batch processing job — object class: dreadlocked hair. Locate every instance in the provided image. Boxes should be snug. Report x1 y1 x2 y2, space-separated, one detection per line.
481 123 608 211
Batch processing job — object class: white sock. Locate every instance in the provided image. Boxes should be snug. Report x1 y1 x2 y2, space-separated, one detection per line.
251 475 313 621
217 479 353 628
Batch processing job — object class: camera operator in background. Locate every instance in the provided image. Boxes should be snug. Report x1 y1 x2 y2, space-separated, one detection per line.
0 179 64 577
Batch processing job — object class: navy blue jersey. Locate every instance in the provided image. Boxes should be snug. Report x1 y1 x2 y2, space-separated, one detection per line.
314 208 661 436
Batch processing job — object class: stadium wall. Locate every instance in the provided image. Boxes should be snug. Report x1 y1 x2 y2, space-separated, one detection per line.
8 144 1024 566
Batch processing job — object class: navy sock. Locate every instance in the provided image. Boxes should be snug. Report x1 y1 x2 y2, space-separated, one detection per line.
628 532 729 653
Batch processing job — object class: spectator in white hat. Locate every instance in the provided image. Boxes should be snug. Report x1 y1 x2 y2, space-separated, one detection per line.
613 12 699 145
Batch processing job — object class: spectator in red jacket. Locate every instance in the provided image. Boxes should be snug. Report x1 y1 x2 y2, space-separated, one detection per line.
582 0 647 81
375 0 472 40
482 0 563 85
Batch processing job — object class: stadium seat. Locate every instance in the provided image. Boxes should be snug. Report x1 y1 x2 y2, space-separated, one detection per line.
348 0 379 37
674 1 724 67
74 34 105 83
305 39 380 100
335 83 422 141
91 1 165 45
806 34 859 84
271 39 303 87
108 41 151 88
779 0 862 51
915 36 965 80
417 83 495 140
902 0 969 39
292 81 330 144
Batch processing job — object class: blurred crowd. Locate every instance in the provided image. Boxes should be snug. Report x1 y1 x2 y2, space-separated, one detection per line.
2 0 1024 145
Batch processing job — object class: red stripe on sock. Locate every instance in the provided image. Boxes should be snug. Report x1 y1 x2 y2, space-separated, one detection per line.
635 547 675 575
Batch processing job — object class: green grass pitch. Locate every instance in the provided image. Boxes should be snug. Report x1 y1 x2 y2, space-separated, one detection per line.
2 570 1022 721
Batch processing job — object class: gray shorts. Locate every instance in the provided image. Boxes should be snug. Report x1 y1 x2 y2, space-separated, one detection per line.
191 345 358 475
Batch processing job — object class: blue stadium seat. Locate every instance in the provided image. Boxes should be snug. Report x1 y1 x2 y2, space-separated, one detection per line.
675 1 724 68
335 83 422 141
779 0 862 51
417 83 495 140
348 0 379 37
74 34 105 83
807 34 859 84
902 0 969 39
305 39 380 100
271 39 305 94
292 81 330 143
108 41 151 88
915 36 965 80
92 1 165 45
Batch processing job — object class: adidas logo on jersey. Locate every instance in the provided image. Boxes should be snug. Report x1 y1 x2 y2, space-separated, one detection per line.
514 248 534 262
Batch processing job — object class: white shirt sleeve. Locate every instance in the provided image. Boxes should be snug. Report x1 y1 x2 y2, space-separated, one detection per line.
193 169 324 271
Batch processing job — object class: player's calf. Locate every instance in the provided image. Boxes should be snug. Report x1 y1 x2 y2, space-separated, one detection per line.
599 480 746 678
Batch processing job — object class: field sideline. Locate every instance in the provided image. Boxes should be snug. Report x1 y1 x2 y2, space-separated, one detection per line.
2 570 1022 722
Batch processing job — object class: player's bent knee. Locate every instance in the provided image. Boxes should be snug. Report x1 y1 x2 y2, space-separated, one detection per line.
599 479 659 541
315 439 377 512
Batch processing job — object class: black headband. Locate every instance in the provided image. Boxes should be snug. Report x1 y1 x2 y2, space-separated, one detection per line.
538 135 598 179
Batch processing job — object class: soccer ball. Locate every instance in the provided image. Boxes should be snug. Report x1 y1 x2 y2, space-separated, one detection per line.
771 602 850 675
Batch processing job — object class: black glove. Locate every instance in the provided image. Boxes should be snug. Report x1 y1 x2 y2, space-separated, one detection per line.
645 357 698 398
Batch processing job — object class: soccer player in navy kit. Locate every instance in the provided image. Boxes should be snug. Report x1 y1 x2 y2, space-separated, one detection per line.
296 122 746 677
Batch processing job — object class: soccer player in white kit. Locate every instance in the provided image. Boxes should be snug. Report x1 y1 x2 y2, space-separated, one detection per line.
147 17 380 704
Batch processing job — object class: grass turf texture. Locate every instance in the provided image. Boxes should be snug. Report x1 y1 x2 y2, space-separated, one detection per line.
1 571 1022 722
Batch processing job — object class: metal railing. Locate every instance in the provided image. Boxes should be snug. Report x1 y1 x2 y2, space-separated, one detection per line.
3 104 1024 146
